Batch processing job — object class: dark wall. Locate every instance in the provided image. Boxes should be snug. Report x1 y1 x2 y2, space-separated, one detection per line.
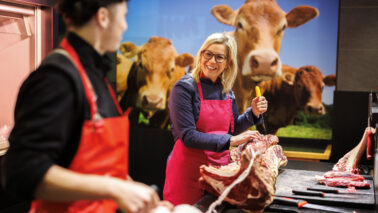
331 91 370 162
128 126 174 198
331 0 377 163
337 0 378 92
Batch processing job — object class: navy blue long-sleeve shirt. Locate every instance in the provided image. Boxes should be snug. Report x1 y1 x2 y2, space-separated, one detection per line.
169 74 263 152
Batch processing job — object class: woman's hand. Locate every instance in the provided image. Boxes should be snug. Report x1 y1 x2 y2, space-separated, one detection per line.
365 127 376 135
251 96 268 117
230 130 262 146
111 179 160 213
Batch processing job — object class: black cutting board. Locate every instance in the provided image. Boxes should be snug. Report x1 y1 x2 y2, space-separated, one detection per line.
275 169 375 208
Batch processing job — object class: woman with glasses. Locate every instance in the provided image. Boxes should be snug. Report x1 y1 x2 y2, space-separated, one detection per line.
163 33 268 205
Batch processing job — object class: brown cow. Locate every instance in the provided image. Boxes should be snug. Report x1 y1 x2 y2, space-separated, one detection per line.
117 36 194 128
211 0 319 113
256 65 336 134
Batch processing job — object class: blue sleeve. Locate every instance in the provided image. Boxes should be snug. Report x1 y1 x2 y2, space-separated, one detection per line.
230 91 263 135
169 79 231 152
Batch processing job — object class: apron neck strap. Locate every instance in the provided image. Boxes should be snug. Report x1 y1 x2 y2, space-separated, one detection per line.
197 81 230 100
197 81 204 100
60 38 99 120
104 78 123 115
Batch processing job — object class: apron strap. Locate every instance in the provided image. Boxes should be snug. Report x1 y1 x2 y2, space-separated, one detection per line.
197 81 204 100
60 38 99 121
230 99 234 134
227 93 234 134
104 78 124 115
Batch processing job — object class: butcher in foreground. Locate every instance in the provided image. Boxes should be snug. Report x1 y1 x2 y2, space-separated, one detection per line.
2 0 162 212
163 33 268 205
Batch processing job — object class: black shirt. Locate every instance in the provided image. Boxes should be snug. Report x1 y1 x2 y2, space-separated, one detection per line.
3 33 120 199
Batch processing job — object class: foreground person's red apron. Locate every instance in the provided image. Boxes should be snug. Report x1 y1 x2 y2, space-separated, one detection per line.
163 81 234 205
30 38 131 213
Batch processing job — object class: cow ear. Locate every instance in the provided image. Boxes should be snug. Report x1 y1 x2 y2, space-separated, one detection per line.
175 53 195 67
323 74 336 86
282 71 295 85
286 6 319 28
211 5 237 26
116 54 134 100
119 42 139 58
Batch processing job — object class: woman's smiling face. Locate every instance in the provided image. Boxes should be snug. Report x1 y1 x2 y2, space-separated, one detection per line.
200 43 228 82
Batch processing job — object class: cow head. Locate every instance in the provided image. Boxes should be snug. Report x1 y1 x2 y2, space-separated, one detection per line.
211 0 319 83
119 37 194 113
283 65 336 115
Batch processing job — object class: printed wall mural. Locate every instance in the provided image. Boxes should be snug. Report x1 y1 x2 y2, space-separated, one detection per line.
116 0 339 140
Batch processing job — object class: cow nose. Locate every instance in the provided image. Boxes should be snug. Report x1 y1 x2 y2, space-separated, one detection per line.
249 53 280 74
271 58 278 70
143 95 163 107
251 56 259 69
305 104 325 115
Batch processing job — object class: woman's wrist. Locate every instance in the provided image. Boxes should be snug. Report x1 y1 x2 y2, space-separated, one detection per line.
230 136 237 146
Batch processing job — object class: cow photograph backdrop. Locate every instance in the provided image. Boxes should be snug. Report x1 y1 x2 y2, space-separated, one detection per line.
117 0 339 140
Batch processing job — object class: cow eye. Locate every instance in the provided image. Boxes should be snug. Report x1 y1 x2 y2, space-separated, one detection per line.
277 25 286 35
166 68 174 77
237 22 243 30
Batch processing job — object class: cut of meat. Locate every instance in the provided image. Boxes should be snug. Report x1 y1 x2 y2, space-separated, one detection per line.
315 127 375 189
229 134 279 163
322 171 365 181
199 134 287 213
332 127 375 173
315 171 370 188
315 176 370 188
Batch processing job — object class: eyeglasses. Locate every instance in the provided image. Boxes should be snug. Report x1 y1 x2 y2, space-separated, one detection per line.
201 50 227 63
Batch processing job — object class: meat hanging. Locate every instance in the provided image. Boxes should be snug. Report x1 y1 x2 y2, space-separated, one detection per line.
315 127 376 188
199 134 287 213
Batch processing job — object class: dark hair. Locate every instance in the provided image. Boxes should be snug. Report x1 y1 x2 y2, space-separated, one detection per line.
56 0 128 27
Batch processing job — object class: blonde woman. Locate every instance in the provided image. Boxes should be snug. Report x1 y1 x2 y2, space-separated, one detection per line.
163 33 268 205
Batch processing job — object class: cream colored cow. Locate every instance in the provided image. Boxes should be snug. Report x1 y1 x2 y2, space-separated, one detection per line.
212 0 319 113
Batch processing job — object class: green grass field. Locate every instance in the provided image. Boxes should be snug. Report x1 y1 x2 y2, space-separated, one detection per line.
276 125 332 140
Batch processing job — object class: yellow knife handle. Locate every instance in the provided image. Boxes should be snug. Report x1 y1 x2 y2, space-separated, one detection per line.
255 86 261 97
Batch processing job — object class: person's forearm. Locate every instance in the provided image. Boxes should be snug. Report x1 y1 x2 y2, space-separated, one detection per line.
34 165 118 201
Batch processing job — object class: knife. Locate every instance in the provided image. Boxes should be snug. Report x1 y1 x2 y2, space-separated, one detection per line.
292 189 324 197
273 196 352 213
307 187 374 195
292 189 356 198
255 86 267 134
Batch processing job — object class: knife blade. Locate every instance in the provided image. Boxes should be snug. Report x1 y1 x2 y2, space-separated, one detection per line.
273 196 353 213
292 189 356 199
307 187 374 195
255 86 267 134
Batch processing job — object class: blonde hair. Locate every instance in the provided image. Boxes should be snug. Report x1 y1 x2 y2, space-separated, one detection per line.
191 33 238 94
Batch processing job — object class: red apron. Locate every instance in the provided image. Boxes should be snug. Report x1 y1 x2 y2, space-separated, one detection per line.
163 81 234 205
30 38 131 213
